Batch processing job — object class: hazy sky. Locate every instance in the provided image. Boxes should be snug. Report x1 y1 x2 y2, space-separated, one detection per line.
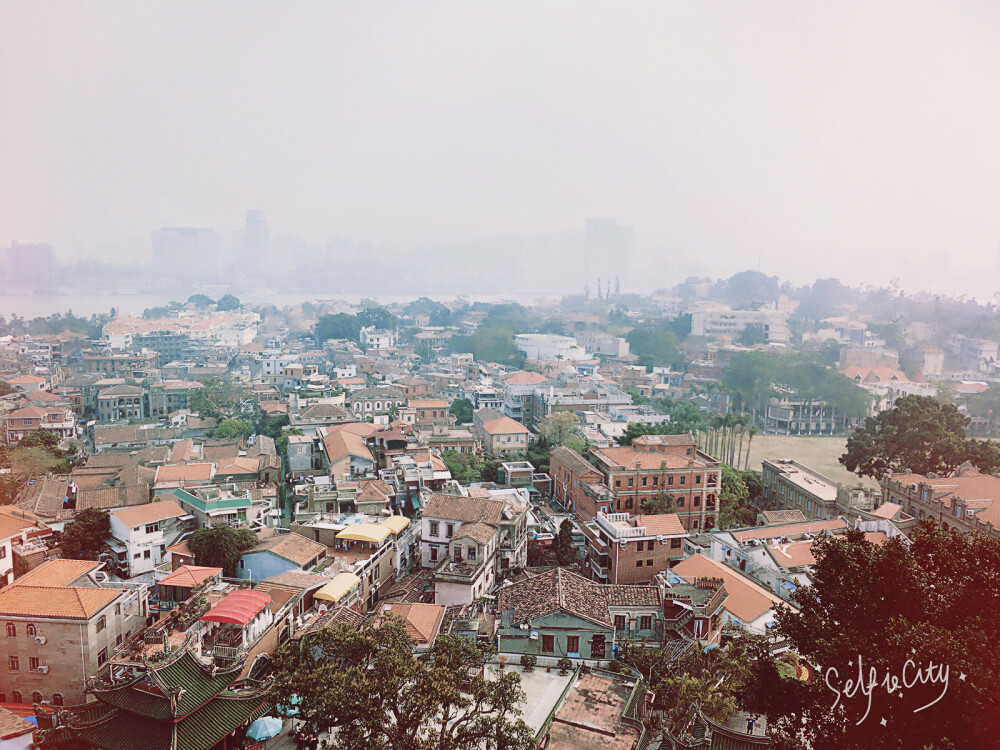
2 1 999 294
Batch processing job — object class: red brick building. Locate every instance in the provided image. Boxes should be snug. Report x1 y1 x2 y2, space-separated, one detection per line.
582 512 688 583
551 434 722 532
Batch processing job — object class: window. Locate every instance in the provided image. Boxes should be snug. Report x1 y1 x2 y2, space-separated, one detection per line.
677 497 685 507
114 604 121 616
614 615 626 631
640 616 652 630
648 540 656 551
625 498 632 509
668 476 674 486
615 480 621 488
446 524 454 538
635 561 643 568
29 657 39 672
453 546 462 559
542 635 554 653
97 615 107 632
97 648 108 667
670 539 682 549
25 624 35 637
680 476 686 485
652 477 658 487
467 546 477 561
116 634 123 646
8 657 18 672
643 558 651 566
5 623 14 638
143 550 151 559
144 523 159 535
627 478 633 487
694 496 701 507
430 521 440 537
31 691 42 704
695 475 701 484
0 547 5 560
641 477 647 486
11 691 21 704
430 547 438 562
53 694 63 707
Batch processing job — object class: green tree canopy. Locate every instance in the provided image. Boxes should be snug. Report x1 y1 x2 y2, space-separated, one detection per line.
0 381 14 396
449 327 525 368
840 395 972 478
539 411 581 446
717 465 757 529
211 419 254 440
215 293 241 311
18 429 60 450
625 326 683 369
268 618 534 749
742 523 999 749
554 518 576 565
357 306 397 331
187 526 258 576
59 509 111 560
187 294 216 307
449 398 474 424
641 489 678 515
315 313 363 342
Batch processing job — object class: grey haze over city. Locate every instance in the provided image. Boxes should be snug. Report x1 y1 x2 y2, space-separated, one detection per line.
2 1 1000 304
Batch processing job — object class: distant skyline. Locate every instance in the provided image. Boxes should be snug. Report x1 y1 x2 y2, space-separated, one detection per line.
2 2 1000 298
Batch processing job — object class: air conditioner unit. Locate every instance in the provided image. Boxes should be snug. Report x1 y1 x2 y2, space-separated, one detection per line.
38 666 49 674
35 636 47 645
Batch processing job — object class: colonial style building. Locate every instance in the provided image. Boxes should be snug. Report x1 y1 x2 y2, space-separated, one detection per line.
880 467 1000 538
582 512 689 583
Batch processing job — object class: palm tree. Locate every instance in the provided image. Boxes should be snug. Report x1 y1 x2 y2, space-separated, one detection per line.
734 414 747 468
743 425 759 470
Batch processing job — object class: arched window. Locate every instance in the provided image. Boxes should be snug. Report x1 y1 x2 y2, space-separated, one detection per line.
31 692 42 705
53 694 63 707
26 624 36 637
5 623 15 638
11 691 21 704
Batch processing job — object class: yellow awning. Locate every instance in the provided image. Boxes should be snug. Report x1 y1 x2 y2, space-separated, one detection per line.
381 516 410 535
336 523 392 544
314 573 361 603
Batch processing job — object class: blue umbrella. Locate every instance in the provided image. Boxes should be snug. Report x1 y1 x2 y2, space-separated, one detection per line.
246 716 283 741
276 694 301 718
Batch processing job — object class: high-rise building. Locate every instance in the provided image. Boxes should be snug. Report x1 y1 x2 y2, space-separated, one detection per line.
1 242 55 290
585 219 633 291
151 227 222 279
233 209 269 275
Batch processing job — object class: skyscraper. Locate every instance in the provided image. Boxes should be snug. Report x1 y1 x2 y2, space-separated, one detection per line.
234 209 269 276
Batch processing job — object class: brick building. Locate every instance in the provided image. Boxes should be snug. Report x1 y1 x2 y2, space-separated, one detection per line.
880 467 1000 538
582 512 688 583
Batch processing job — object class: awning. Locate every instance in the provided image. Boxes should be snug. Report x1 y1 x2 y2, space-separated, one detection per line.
314 573 361 603
200 590 272 625
380 516 410 535
336 523 392 544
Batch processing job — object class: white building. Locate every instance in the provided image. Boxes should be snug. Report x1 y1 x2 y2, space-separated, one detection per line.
514 334 590 362
688 303 790 345
359 327 396 351
108 501 191 578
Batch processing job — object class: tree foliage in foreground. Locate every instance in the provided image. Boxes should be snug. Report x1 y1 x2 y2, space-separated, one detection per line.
741 523 1000 749
840 395 1000 478
268 618 534 750
59 509 111 560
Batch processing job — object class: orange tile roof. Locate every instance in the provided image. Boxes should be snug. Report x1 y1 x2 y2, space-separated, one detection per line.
322 429 374 464
15 559 99 588
503 371 550 385
766 540 816 569
166 540 193 558
673 554 791 623
593 447 701 471
890 470 1000 526
0 560 123 619
480 417 530 435
632 514 686 536
380 602 445 645
871 502 902 520
157 565 222 589
111 500 186 528
864 532 889 547
154 463 216 483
